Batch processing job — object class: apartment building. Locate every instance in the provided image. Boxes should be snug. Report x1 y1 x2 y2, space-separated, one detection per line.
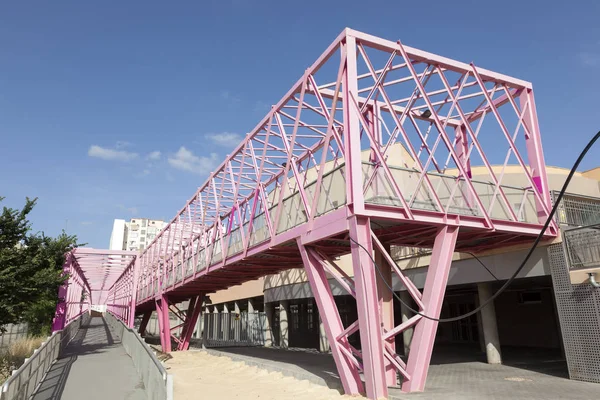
109 218 165 252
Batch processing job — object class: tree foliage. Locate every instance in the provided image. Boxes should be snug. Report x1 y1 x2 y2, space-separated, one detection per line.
0 197 79 335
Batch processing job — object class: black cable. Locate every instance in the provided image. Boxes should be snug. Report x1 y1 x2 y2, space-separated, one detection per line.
351 130 600 323
463 251 500 281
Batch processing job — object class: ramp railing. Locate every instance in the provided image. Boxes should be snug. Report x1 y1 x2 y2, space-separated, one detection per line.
0 312 90 400
105 312 173 400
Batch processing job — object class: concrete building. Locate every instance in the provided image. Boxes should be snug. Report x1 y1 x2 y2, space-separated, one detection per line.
199 163 600 383
109 218 165 252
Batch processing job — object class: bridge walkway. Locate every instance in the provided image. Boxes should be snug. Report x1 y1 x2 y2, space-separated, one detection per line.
31 316 145 400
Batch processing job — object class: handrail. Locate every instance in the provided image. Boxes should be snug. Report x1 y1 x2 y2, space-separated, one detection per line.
0 313 89 400
104 312 172 400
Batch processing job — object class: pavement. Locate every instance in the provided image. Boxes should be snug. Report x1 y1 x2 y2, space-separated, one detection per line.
32 316 145 400
196 344 600 400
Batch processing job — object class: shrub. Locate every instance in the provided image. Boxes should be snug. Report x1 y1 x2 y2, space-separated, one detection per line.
0 336 45 383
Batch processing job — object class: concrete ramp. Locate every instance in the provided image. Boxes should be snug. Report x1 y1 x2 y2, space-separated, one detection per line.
32 316 145 400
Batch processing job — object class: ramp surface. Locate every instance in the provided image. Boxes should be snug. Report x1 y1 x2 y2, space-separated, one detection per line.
32 316 145 400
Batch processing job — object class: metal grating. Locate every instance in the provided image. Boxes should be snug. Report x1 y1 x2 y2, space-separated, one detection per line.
548 243 600 383
553 191 600 227
564 226 600 270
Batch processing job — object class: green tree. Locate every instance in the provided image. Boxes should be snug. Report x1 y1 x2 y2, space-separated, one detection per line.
0 197 79 335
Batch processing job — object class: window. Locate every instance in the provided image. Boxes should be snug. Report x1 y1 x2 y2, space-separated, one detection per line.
129 232 138 238
139 244 145 250
141 230 146 235
519 291 542 304
142 220 147 227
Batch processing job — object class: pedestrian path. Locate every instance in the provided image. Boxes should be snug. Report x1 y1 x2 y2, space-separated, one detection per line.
31 316 145 400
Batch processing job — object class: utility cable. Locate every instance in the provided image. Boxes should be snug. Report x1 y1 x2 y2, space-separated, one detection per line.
350 130 600 323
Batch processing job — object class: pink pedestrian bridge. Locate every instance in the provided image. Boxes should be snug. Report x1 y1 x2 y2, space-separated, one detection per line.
51 28 556 399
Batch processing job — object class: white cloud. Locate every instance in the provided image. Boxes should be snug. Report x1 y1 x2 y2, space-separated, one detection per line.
88 145 139 162
206 132 243 147
168 147 219 175
146 151 162 161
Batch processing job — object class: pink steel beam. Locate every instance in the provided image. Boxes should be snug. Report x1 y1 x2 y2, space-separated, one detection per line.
298 240 363 395
403 225 458 392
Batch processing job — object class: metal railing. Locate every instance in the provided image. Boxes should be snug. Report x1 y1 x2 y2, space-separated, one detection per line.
105 312 173 400
564 225 600 270
203 312 267 348
553 191 600 227
0 313 89 400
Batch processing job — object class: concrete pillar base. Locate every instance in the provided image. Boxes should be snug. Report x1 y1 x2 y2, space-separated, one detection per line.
477 282 502 364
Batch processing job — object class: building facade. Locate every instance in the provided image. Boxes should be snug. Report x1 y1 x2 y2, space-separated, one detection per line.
109 218 165 252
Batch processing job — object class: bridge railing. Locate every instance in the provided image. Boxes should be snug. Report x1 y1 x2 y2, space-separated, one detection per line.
134 160 541 303
105 312 173 400
0 313 89 400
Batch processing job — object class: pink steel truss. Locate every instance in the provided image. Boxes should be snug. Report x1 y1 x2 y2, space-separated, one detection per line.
60 29 556 398
52 248 137 330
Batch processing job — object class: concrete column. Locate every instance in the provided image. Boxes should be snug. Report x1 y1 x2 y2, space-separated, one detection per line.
264 302 274 347
399 290 414 356
475 293 486 352
248 299 255 313
477 282 502 364
234 302 241 342
279 300 289 348
319 315 330 353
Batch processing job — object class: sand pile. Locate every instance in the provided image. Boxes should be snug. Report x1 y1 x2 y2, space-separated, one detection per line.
165 351 358 400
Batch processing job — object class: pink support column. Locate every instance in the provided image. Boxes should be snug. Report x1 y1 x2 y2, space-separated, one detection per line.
297 239 363 395
155 299 165 349
156 295 172 352
402 225 459 392
178 294 204 351
349 216 387 399
52 255 72 332
139 311 152 337
519 89 552 224
128 258 140 328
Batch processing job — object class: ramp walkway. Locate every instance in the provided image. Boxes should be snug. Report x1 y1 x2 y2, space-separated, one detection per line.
31 316 145 400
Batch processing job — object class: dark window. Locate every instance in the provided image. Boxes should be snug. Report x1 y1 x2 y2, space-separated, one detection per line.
519 291 542 304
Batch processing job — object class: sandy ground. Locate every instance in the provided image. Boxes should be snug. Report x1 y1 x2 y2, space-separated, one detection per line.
164 350 357 400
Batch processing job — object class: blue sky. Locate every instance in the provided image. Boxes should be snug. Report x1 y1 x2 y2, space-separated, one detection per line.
1 1 599 248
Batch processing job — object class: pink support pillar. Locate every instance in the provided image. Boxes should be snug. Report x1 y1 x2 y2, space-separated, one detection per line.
156 295 172 352
139 311 152 337
402 225 459 392
297 239 363 395
375 244 397 387
519 89 552 224
52 255 72 332
128 258 141 328
349 216 387 399
178 294 204 351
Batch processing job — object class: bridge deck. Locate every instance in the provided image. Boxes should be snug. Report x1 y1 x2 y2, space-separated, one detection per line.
32 317 145 400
